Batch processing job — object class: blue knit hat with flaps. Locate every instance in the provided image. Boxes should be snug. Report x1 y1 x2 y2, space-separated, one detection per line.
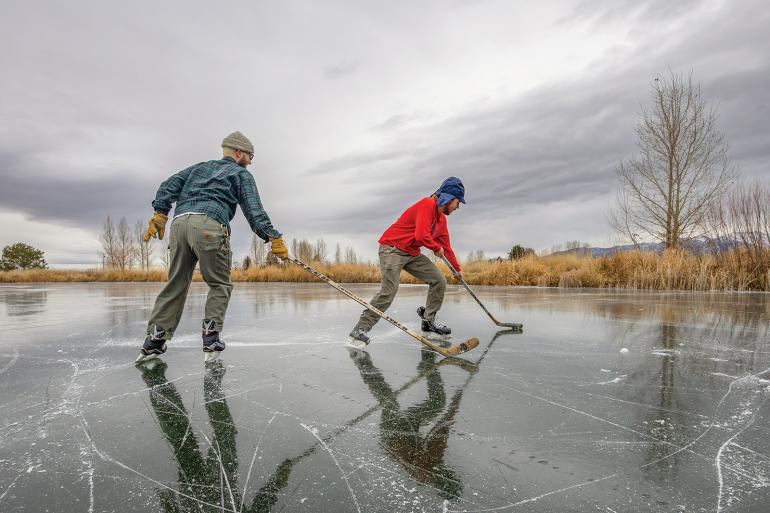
434 177 466 206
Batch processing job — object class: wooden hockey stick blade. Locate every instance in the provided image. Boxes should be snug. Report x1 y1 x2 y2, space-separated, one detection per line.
496 321 524 329
287 257 480 357
434 336 480 356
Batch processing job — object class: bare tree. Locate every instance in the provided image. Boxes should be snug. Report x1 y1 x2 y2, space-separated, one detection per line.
344 246 358 264
703 180 770 289
466 250 486 263
250 234 266 266
100 215 117 268
159 245 171 270
294 239 314 261
334 243 343 264
313 238 328 263
610 71 737 249
565 241 581 251
728 182 770 254
99 215 134 269
114 217 134 270
133 220 152 270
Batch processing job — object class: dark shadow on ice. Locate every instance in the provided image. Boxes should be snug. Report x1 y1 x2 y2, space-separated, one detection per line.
138 360 299 512
348 348 463 500
345 331 514 502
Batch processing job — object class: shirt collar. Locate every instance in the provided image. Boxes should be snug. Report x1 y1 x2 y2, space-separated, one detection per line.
223 156 236 163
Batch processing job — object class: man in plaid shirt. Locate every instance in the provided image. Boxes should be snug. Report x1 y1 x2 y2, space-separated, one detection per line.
136 131 288 363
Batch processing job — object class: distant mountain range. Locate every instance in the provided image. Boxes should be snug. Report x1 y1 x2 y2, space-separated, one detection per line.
553 236 745 257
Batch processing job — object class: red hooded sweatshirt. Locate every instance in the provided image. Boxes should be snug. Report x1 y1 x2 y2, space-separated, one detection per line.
378 197 461 272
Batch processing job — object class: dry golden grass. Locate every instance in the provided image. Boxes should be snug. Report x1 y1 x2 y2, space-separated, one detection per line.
0 268 170 283
2 248 768 291
231 262 382 283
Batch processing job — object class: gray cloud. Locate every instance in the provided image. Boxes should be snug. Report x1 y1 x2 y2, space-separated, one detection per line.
563 0 704 28
297 0 770 256
0 157 153 225
323 59 361 79
0 0 768 264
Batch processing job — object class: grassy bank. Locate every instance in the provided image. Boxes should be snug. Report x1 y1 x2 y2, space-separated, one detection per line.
2 249 768 291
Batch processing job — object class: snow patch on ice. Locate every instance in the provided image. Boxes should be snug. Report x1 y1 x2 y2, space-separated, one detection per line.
651 350 679 357
596 375 627 385
712 372 739 379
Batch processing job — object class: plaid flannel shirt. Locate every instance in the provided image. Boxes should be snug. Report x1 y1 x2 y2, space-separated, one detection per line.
151 157 281 241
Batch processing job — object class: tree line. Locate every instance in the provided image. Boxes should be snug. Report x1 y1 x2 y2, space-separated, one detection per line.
98 215 164 271
97 216 365 271
242 237 363 269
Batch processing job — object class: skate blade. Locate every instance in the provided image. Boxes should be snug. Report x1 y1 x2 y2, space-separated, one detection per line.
346 337 369 350
204 351 221 364
135 352 159 364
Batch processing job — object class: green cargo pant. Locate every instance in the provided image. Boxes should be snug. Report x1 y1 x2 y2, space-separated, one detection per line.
147 214 233 340
357 244 447 331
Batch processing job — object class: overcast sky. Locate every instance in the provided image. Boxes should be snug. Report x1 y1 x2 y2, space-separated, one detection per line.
1 0 768 266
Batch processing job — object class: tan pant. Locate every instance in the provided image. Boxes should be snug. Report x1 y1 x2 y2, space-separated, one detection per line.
357 244 447 331
147 214 233 339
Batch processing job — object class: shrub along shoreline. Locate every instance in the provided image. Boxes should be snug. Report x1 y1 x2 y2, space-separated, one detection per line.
1 250 768 291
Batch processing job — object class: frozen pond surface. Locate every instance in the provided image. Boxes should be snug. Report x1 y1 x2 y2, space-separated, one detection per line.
1 283 770 512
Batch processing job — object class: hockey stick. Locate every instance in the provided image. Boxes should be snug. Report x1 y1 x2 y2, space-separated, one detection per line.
440 255 523 330
287 257 479 357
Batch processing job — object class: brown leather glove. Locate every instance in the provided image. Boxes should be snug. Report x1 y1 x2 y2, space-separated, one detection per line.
269 236 289 260
143 212 168 241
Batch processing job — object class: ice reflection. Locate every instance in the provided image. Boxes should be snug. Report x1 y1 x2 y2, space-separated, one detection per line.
139 361 297 513
346 329 518 503
491 288 770 334
2 287 48 317
348 349 462 500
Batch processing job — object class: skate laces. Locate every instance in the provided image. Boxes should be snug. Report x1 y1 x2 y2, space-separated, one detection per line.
150 326 166 341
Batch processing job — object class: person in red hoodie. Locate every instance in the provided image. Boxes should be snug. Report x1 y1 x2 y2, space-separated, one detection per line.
348 177 466 348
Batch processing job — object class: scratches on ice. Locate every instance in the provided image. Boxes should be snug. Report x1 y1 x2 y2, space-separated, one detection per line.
714 367 770 513
240 414 276 513
0 347 20 376
481 366 770 512
0 473 23 502
301 423 362 513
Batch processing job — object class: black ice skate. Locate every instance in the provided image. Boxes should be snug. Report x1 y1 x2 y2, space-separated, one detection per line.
202 319 225 363
135 327 167 363
347 325 371 349
416 306 452 336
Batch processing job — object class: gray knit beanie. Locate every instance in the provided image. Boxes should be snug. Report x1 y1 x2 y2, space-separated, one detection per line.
221 131 254 153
